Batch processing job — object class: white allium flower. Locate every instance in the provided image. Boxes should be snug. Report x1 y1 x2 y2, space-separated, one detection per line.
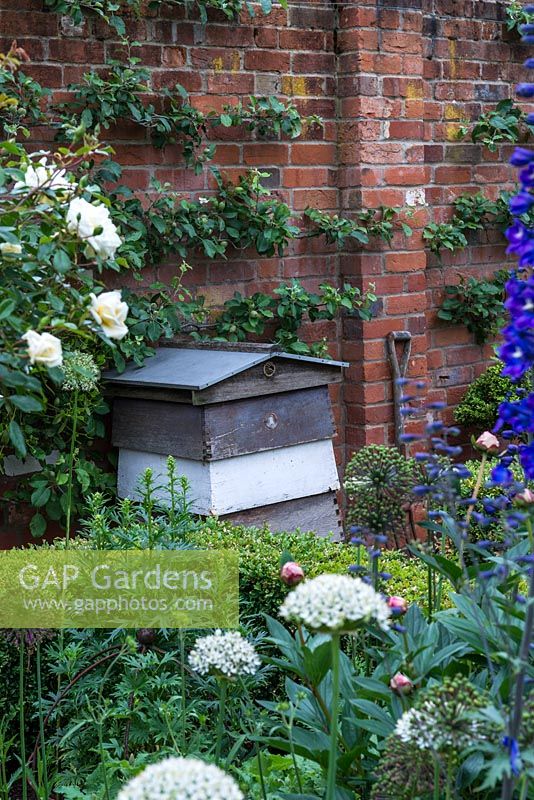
394 708 427 746
66 197 122 260
395 701 482 752
14 157 72 193
62 350 100 391
0 242 22 255
188 630 261 679
89 290 129 340
22 330 63 368
117 756 244 800
279 574 391 633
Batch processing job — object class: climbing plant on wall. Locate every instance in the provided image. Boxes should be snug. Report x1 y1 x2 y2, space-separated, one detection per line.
0 34 412 531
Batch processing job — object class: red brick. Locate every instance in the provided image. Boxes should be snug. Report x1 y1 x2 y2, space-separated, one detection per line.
279 29 326 50
291 143 337 165
386 252 427 273
206 72 254 94
243 144 289 165
384 167 430 186
162 46 187 67
244 50 290 72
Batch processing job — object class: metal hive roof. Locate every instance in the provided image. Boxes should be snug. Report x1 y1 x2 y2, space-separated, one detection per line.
103 347 348 391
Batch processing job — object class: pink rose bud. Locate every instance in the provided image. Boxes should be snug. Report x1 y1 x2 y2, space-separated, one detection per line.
475 431 500 454
280 561 305 586
515 488 534 506
387 595 408 616
389 672 413 695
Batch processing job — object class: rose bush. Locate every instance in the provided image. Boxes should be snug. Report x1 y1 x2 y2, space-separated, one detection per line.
0 138 144 534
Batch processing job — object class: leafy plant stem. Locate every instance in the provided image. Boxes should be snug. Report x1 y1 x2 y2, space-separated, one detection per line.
427 527 433 621
445 759 454 800
97 717 111 800
35 642 49 800
64 389 79 547
433 756 440 800
501 538 534 800
435 524 448 614
287 706 303 794
465 452 487 526
0 718 9 800
19 638 27 800
215 678 228 766
179 629 186 754
256 748 268 800
326 633 340 800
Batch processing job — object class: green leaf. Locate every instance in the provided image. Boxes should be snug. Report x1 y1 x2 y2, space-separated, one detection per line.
53 249 71 273
30 512 47 538
9 395 43 412
220 114 233 127
80 107 94 129
0 298 16 320
30 484 51 508
8 420 26 458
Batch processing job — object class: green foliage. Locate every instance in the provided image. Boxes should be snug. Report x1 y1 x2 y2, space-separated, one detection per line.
438 270 508 345
344 445 419 543
210 167 299 256
124 175 412 268
204 280 376 356
423 187 534 257
56 463 430 618
0 139 139 531
188 524 355 620
42 0 287 35
235 752 324 800
0 47 50 138
304 205 412 249
455 362 523 431
373 677 489 799
304 207 369 247
459 456 525 541
422 190 518 257
422 220 468 255
505 1 534 33
467 99 531 152
356 205 414 244
58 59 312 172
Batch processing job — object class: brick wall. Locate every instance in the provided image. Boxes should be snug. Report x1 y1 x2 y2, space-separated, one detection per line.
0 0 528 498
423 0 527 427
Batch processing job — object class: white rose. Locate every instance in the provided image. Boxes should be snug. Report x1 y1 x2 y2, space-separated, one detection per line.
22 330 63 368
66 198 122 260
14 157 72 193
89 290 129 340
0 242 22 255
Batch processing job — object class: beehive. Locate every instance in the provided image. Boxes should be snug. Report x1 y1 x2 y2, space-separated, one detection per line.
104 344 347 538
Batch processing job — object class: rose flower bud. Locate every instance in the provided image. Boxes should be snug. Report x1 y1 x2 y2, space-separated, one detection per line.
475 431 500 454
390 672 413 695
515 488 534 506
387 595 408 616
280 561 305 586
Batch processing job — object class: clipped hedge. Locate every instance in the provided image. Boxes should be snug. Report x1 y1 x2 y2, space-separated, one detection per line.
187 522 431 618
455 362 522 432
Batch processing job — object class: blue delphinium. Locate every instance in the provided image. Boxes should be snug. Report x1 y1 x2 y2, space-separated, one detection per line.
495 33 534 482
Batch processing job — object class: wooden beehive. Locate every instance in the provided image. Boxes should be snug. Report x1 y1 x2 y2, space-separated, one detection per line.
103 344 347 538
